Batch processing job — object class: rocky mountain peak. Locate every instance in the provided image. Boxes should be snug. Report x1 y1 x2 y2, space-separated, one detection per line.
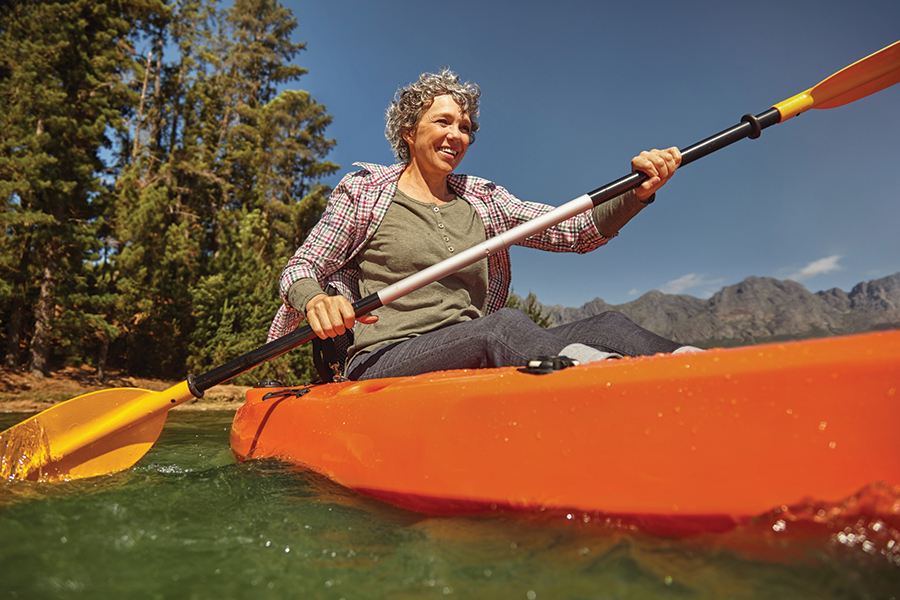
534 272 900 347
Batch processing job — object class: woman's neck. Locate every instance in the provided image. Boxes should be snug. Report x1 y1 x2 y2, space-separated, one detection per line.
398 162 455 205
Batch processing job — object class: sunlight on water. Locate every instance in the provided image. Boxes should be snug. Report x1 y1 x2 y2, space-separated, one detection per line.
1 411 898 599
0 417 51 482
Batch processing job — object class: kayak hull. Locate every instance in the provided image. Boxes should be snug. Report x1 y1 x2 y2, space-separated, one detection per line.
230 331 900 520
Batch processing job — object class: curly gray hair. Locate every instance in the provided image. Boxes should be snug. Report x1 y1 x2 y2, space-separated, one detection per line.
385 68 481 163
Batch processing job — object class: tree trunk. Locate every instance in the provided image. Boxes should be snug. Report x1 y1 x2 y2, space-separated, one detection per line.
96 335 109 381
132 50 153 160
29 244 59 377
4 296 23 368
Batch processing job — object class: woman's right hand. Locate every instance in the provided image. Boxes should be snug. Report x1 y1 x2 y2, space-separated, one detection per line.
631 147 681 201
305 294 378 340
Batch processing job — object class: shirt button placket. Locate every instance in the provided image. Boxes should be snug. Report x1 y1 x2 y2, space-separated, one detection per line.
433 205 453 253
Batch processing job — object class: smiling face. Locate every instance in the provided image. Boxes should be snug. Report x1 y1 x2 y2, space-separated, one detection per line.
403 94 472 180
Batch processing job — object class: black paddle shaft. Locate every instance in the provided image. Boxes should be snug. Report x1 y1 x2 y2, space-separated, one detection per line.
190 294 383 396
188 107 783 397
585 108 781 208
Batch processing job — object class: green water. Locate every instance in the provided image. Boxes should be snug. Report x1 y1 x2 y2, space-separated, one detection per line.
0 411 897 600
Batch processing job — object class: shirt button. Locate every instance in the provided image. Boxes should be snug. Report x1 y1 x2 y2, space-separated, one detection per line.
443 236 449 242
448 246 454 252
438 223 444 229
433 206 440 213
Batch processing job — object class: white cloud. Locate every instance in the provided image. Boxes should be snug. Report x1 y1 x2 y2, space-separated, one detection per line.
656 273 726 298
659 273 721 295
627 288 640 296
661 273 702 294
787 255 843 281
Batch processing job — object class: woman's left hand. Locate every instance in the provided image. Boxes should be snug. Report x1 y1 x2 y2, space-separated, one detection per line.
631 147 682 202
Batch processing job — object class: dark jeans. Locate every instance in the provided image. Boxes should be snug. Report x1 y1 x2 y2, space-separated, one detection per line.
347 308 681 380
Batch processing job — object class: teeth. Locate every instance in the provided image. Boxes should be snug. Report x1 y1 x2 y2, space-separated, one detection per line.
440 147 457 156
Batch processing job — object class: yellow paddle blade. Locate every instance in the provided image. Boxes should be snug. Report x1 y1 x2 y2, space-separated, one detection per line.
775 40 900 122
0 381 196 482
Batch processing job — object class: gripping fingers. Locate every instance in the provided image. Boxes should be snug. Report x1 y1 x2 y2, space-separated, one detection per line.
632 147 681 199
306 294 356 339
306 305 339 339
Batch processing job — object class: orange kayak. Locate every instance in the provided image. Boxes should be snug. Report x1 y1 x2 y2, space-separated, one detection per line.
230 330 900 522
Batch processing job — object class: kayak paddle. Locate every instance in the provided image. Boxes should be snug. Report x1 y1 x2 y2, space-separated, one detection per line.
2 40 898 483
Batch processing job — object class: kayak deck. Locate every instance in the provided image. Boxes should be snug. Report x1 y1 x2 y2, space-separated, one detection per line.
230 330 900 521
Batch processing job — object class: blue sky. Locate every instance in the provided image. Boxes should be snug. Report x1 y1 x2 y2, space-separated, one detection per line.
280 0 900 307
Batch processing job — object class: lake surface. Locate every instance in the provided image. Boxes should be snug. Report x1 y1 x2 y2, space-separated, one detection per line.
1 411 898 599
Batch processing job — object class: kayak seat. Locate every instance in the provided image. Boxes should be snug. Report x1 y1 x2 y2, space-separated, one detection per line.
312 330 353 383
309 285 355 384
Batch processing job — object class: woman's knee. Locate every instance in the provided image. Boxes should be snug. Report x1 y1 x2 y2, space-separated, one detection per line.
471 308 538 343
489 307 538 329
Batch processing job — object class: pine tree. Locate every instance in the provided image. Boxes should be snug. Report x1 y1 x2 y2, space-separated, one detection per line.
2 0 336 381
184 0 337 385
507 290 552 328
0 0 164 375
108 0 232 377
106 0 337 382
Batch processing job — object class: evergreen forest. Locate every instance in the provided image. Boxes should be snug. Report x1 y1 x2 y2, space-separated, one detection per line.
1 0 338 384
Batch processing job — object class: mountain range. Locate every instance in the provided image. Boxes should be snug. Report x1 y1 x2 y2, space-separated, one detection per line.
533 272 900 348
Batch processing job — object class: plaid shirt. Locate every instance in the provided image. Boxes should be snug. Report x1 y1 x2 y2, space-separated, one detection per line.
267 162 611 341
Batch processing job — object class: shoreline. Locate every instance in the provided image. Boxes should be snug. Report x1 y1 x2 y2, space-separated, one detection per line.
0 365 249 414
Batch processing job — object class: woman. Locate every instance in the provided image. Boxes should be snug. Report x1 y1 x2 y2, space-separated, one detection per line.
268 68 695 381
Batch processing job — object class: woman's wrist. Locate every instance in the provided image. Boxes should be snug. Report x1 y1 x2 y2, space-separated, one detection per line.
288 279 327 315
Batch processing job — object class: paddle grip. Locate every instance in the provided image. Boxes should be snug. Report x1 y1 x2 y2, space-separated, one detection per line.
680 108 780 167
586 108 779 207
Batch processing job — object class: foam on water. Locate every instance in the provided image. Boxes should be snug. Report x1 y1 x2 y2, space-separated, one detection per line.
0 417 52 481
